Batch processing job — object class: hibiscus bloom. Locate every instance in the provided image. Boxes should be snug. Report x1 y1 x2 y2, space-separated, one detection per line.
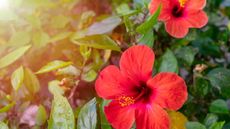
149 0 208 38
95 45 187 129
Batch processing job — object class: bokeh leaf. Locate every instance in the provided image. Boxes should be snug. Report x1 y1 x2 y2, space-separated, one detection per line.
36 60 73 74
0 122 9 129
71 35 121 51
0 45 31 69
24 68 40 94
87 16 121 35
11 66 24 91
36 105 47 126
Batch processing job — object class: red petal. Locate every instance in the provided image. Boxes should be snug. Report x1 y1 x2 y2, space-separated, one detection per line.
186 10 208 28
165 18 190 38
120 45 155 86
147 72 188 110
135 103 170 129
186 0 206 10
105 101 135 129
149 0 172 21
149 0 162 15
95 65 133 99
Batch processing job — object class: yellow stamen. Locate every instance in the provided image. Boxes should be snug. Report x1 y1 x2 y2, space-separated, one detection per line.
118 96 135 107
179 0 187 7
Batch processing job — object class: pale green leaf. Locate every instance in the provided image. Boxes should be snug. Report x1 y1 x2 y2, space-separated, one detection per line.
48 94 75 129
71 35 121 51
11 66 24 91
8 31 31 47
77 98 97 129
0 122 9 129
32 31 50 48
87 16 121 35
24 68 40 94
0 45 31 69
36 60 73 74
36 105 47 126
51 15 70 29
48 80 64 95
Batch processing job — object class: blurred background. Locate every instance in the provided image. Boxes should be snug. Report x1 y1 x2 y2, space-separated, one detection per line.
0 0 229 129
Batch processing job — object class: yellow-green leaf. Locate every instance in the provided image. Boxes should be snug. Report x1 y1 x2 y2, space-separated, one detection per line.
168 110 188 129
0 45 31 69
0 122 9 129
24 68 40 94
48 94 75 129
36 60 73 74
71 35 121 51
8 31 31 47
32 31 50 48
11 66 24 91
51 15 70 29
36 105 47 126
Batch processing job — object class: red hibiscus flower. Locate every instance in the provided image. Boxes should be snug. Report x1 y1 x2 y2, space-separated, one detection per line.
95 45 188 129
149 0 208 38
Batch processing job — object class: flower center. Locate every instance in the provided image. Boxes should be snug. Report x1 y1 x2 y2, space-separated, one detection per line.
179 0 187 7
172 5 184 17
118 83 152 107
118 96 135 107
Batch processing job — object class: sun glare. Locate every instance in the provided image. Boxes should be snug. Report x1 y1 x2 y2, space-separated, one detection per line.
0 0 9 10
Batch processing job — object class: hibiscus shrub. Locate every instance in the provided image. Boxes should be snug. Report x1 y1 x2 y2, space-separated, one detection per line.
0 0 229 129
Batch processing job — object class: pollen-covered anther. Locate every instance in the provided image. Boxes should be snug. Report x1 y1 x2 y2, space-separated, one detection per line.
179 0 187 7
118 96 135 107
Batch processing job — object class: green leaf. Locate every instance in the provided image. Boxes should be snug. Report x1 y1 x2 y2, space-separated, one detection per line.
49 32 72 43
36 60 73 74
116 3 138 16
48 80 64 95
81 69 97 82
0 122 9 129
87 16 121 35
186 122 206 129
36 105 47 126
0 102 16 113
204 113 218 128
136 4 161 34
26 15 41 29
174 46 198 66
210 121 225 129
32 31 50 48
100 99 112 129
51 15 70 29
157 49 178 73
207 68 230 98
194 77 211 97
48 94 75 129
24 68 40 94
11 66 24 91
138 29 154 47
209 99 229 114
77 98 97 129
8 31 31 47
0 45 31 69
71 35 121 51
